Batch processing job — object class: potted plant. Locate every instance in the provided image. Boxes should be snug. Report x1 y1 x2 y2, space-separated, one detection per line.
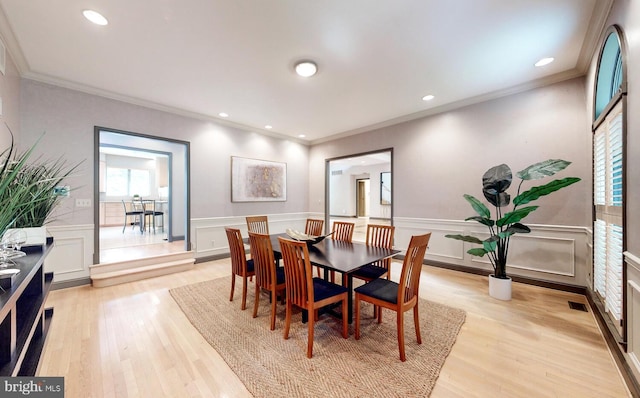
445 159 581 300
0 127 81 245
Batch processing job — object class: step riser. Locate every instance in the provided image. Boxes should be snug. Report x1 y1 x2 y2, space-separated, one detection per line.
90 251 193 274
92 261 195 288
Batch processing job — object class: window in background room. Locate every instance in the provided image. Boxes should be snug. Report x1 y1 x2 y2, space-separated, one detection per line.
106 167 150 197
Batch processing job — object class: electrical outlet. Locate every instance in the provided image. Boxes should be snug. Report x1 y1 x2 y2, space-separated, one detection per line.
75 198 91 207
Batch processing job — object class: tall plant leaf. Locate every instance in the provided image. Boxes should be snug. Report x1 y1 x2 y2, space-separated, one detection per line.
463 194 490 219
513 177 581 206
444 234 484 244
516 159 571 180
467 248 488 257
496 206 539 227
465 216 494 227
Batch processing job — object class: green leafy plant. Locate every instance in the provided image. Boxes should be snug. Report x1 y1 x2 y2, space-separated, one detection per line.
0 126 82 236
445 159 581 279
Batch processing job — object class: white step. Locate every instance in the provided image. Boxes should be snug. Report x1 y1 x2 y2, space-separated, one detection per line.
90 251 195 288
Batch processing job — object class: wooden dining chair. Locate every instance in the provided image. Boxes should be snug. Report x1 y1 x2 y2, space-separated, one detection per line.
328 221 354 282
305 219 325 277
305 218 324 236
246 215 270 234
278 237 348 358
225 227 255 310
354 232 431 362
248 232 286 330
350 224 395 283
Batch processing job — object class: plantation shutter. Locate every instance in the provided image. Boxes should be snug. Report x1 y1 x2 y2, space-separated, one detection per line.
593 100 623 324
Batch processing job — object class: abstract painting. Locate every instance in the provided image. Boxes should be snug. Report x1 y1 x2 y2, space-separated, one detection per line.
231 156 287 202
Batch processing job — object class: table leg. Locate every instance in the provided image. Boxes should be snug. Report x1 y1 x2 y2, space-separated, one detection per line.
346 273 353 324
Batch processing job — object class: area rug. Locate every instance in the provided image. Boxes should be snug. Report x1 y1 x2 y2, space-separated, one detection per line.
170 277 466 398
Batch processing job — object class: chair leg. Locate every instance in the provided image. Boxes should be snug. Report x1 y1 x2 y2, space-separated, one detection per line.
229 274 236 302
252 284 260 318
413 305 422 344
270 289 277 331
241 276 248 310
341 296 348 339
377 306 383 323
307 315 315 358
397 311 406 362
283 301 292 339
355 295 361 340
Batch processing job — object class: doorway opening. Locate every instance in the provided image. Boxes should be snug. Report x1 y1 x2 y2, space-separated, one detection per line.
94 127 190 264
326 149 392 242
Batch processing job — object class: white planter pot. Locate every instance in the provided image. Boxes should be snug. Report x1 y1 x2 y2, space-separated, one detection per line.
489 274 512 301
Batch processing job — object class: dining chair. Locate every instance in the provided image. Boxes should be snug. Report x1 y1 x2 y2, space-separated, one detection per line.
225 227 255 310
246 215 282 264
121 200 143 233
305 218 324 236
354 232 431 362
305 219 325 277
328 221 355 282
350 224 395 282
246 215 270 234
278 237 348 358
141 198 164 233
248 232 286 330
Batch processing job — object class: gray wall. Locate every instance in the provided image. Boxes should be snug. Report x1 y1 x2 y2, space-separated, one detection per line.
0 37 21 148
310 77 592 229
18 79 310 229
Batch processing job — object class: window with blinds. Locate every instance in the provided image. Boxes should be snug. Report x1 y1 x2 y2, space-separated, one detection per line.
593 100 624 325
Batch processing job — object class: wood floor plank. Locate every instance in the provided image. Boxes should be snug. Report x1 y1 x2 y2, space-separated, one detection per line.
39 259 630 397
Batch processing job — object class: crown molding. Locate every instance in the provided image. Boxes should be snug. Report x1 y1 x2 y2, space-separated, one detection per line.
575 0 614 73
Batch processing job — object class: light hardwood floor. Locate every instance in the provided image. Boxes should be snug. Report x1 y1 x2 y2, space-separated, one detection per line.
39 259 631 397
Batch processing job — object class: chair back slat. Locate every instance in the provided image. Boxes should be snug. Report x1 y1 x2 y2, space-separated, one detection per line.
331 221 354 243
366 224 395 269
225 227 249 277
397 233 431 305
279 237 313 310
248 232 276 288
305 219 324 236
246 216 270 234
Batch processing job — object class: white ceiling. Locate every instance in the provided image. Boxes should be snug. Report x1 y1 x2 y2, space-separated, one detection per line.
0 1 610 143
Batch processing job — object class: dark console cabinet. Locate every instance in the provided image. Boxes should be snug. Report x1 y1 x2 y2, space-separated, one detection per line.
0 239 54 376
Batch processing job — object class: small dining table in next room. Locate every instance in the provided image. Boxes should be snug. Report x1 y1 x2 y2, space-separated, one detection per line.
252 233 400 324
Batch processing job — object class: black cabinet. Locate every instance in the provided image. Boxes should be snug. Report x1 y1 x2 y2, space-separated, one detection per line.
0 238 54 376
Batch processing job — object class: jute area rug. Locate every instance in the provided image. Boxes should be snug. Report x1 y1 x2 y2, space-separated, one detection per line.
170 277 466 398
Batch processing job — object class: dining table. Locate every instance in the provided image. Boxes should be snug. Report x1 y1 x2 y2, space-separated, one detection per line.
250 233 400 324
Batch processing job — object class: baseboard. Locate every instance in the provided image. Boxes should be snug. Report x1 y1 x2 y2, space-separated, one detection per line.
195 253 233 264
52 277 91 290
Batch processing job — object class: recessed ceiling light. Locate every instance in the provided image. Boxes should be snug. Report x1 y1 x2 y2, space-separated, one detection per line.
298 134 306 138
219 112 229 118
265 125 273 129
535 57 554 67
422 94 435 101
83 10 108 26
295 61 318 77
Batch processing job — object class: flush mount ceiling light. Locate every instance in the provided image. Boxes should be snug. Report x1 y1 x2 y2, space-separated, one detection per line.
294 61 318 77
535 57 554 67
83 10 108 25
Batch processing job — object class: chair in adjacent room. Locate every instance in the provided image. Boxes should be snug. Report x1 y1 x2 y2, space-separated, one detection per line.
121 200 143 233
225 227 255 310
354 232 431 362
248 232 286 330
141 198 164 233
278 237 348 358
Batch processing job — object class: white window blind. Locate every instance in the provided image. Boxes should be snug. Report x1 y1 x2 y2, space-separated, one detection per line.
593 99 623 324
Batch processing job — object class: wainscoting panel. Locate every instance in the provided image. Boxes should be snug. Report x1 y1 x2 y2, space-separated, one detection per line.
394 217 589 285
626 251 640 384
191 213 320 259
46 224 94 283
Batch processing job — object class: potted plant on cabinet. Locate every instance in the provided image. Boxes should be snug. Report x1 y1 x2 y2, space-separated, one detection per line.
0 129 81 245
445 159 581 300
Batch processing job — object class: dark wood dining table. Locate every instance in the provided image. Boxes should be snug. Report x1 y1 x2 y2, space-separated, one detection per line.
251 233 400 323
